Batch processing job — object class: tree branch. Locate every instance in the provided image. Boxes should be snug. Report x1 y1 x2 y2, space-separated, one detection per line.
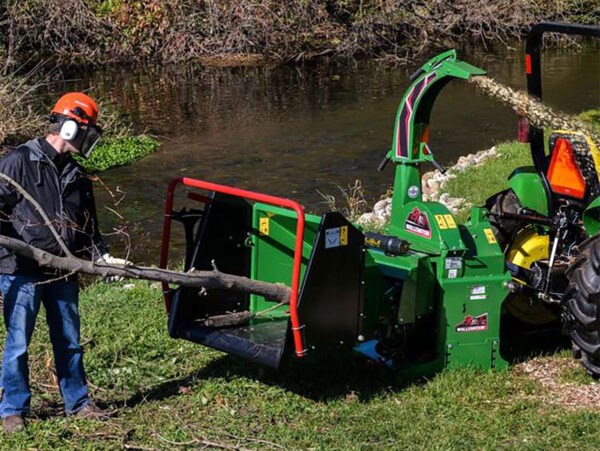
0 172 72 257
0 234 291 304
0 172 291 304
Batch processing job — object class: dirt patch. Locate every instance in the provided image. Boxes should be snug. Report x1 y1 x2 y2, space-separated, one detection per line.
515 356 600 411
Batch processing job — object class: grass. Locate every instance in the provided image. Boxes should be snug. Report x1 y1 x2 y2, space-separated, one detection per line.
443 141 533 221
0 278 599 449
318 179 372 222
579 109 600 134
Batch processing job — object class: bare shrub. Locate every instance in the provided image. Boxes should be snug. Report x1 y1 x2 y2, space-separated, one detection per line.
1 0 598 67
0 69 45 150
318 179 370 222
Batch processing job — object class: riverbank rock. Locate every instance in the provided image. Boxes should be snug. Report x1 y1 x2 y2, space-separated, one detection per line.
358 146 497 227
357 197 391 227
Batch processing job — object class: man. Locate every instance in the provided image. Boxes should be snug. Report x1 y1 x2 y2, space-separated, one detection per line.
0 93 118 432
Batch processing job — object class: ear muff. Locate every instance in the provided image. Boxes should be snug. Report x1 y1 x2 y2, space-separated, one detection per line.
59 119 79 141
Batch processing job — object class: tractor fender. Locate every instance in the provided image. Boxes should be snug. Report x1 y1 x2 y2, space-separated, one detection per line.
583 197 600 236
508 167 548 216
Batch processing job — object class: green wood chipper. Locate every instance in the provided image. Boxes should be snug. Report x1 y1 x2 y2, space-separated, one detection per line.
159 50 512 377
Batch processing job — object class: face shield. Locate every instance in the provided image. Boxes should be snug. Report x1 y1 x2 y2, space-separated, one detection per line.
51 109 104 159
78 122 103 159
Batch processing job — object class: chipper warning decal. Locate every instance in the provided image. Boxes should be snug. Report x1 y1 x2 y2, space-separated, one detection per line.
455 314 488 333
325 226 348 249
404 207 431 238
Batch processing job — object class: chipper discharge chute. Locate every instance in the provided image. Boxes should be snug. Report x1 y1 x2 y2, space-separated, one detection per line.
160 50 512 376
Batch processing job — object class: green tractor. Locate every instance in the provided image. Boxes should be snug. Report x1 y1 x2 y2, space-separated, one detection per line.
159 50 511 377
485 22 600 375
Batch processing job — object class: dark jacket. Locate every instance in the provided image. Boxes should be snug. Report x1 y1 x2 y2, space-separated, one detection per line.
0 138 108 275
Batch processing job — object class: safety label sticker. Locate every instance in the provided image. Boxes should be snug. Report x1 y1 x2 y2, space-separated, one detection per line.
325 226 348 249
470 285 487 300
484 228 497 244
445 257 462 269
435 214 457 230
405 207 431 239
444 214 457 228
455 313 488 333
435 215 447 229
259 217 270 236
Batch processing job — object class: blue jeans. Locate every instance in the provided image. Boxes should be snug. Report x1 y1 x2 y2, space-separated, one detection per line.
0 275 89 417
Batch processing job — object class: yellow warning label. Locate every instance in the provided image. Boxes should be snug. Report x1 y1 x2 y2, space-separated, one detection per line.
444 214 457 229
435 215 448 229
259 217 270 236
365 237 381 248
484 228 497 244
340 226 348 245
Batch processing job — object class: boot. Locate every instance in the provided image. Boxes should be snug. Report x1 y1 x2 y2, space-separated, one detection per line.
74 402 112 420
2 415 24 433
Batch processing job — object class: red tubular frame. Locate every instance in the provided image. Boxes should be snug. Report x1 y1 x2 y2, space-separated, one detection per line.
159 176 307 358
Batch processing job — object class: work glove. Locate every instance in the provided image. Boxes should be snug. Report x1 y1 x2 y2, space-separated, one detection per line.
96 253 132 282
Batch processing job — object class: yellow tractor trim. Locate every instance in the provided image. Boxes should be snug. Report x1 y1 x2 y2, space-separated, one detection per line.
505 228 556 325
587 135 600 182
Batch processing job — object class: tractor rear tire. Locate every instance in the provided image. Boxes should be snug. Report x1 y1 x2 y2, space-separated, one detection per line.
565 237 600 378
486 189 521 252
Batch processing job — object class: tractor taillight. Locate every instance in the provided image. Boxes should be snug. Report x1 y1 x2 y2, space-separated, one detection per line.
525 54 532 74
517 118 529 142
547 138 586 199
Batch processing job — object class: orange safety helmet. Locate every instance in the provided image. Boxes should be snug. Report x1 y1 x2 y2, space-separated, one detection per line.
50 92 103 158
51 92 99 125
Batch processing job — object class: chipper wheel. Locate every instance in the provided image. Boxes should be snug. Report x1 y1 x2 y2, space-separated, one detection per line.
487 189 557 325
565 237 600 378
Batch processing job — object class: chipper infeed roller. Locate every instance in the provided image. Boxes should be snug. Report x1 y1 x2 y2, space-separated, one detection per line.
159 50 512 377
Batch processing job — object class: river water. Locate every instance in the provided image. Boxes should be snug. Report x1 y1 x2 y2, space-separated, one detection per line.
52 42 600 263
